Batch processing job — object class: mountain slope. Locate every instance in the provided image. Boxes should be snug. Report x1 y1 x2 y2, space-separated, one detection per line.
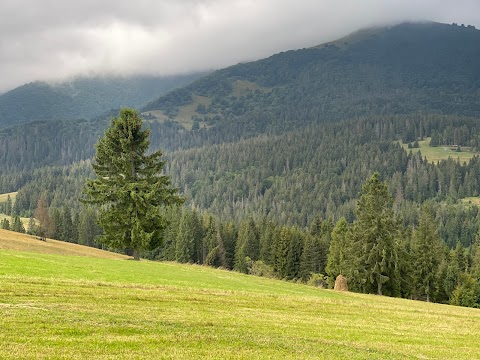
0 228 127 259
0 73 206 128
143 22 480 133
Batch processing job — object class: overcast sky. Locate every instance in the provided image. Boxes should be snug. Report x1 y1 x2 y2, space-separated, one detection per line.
0 0 479 93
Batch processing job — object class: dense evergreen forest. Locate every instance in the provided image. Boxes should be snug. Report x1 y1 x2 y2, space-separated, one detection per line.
0 73 204 128
1 22 480 307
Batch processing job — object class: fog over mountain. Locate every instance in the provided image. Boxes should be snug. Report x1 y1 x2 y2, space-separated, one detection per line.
1 0 479 92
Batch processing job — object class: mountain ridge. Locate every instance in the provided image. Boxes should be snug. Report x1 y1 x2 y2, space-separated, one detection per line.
141 21 480 133
0 73 206 128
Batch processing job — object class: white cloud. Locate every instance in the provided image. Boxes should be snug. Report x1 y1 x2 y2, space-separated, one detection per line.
0 0 479 92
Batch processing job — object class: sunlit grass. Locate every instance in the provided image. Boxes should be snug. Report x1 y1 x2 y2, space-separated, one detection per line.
1 244 480 359
0 191 17 203
0 214 34 229
0 229 127 259
462 197 480 206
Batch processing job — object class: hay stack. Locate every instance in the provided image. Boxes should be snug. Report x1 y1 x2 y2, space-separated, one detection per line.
334 274 348 292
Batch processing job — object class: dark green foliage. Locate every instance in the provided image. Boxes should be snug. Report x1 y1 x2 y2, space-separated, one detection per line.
5 195 12 216
1 218 10 230
77 208 102 247
144 23 480 133
351 173 398 295
234 218 259 273
325 217 350 285
258 220 277 265
175 209 196 263
270 226 303 280
82 109 183 259
412 206 444 301
450 273 480 307
34 192 50 240
0 74 205 128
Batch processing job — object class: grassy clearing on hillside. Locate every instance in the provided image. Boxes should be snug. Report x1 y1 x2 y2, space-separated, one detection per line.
462 197 480 206
142 94 213 129
232 80 271 97
1 248 480 359
0 214 34 229
0 229 127 259
399 137 477 163
0 191 17 203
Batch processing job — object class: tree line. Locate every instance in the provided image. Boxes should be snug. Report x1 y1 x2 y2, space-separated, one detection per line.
3 171 479 308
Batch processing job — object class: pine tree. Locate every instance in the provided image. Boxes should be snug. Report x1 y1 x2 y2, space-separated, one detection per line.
326 217 350 284
175 209 195 263
222 222 237 269
259 220 276 265
71 212 80 244
82 109 183 260
78 208 101 247
61 207 74 242
300 233 323 281
234 218 259 273
202 215 217 264
1 218 10 230
11 216 25 233
27 217 36 235
35 192 50 241
273 226 292 278
285 228 303 280
5 195 12 216
353 173 398 295
49 208 62 239
412 206 443 302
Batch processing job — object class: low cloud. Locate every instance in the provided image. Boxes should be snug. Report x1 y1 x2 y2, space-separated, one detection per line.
0 0 479 92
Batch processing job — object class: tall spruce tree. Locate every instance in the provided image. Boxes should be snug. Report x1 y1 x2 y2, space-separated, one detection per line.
82 108 183 260
234 218 259 273
353 173 398 295
412 205 443 302
326 217 350 284
175 210 195 263
35 192 50 241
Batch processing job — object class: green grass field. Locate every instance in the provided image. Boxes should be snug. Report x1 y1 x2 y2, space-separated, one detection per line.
1 238 480 359
400 138 477 163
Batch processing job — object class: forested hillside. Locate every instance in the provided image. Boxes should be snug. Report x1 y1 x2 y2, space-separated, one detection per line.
143 22 480 132
2 21 480 306
0 73 205 128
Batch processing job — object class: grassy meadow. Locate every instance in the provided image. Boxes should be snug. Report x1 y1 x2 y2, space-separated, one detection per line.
462 196 480 206
1 234 480 359
400 138 477 163
0 192 33 229
141 80 270 130
0 191 17 203
142 94 212 129
0 213 34 229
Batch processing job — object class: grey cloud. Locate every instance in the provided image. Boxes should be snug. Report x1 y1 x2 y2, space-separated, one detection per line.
1 0 479 92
